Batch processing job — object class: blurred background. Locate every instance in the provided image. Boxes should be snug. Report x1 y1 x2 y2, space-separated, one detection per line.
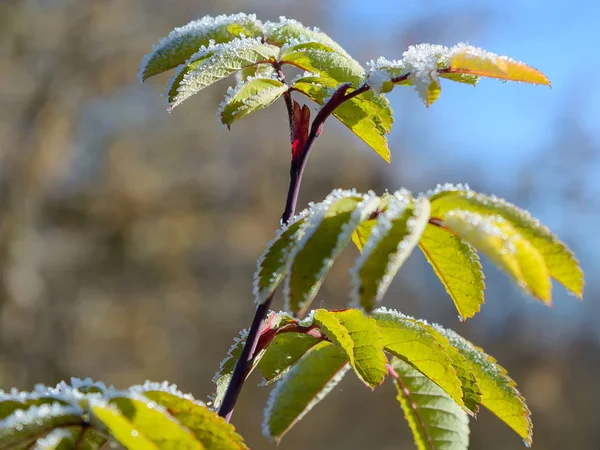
1 0 599 448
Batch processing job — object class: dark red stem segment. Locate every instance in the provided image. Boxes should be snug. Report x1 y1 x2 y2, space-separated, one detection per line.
218 81 374 422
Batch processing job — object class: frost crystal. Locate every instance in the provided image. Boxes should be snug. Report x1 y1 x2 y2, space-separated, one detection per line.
0 403 82 429
34 429 73 449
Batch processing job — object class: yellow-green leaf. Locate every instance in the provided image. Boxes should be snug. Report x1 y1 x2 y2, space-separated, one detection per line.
429 187 583 298
443 210 551 302
312 309 387 388
419 223 485 320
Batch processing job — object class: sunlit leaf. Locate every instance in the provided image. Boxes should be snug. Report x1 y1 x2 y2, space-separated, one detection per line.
312 309 387 388
262 342 349 442
351 192 430 311
284 191 380 316
219 78 288 128
432 326 533 445
94 397 204 449
419 223 485 320
391 358 470 450
373 309 465 409
428 186 583 299
140 389 248 450
443 210 551 302
448 47 550 86
139 13 263 81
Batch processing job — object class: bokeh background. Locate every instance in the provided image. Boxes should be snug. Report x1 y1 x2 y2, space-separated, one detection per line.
1 0 599 448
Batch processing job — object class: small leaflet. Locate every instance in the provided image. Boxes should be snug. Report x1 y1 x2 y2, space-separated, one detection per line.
351 191 430 311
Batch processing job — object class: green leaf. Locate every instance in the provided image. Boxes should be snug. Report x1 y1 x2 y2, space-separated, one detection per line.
237 63 276 83
258 333 321 384
140 390 248 450
391 358 470 450
351 193 430 312
373 309 465 410
312 309 387 388
428 187 583 298
219 78 288 128
139 13 263 81
31 428 82 449
254 215 307 304
167 38 280 109
0 397 69 420
284 191 380 316
0 404 84 448
443 210 551 302
419 223 485 320
433 326 533 445
264 19 351 59
93 397 203 450
210 331 248 411
292 75 394 162
262 342 349 442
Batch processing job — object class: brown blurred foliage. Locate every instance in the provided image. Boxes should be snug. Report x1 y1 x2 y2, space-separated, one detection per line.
0 1 598 449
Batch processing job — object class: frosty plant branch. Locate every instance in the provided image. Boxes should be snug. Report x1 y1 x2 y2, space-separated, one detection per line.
0 13 584 450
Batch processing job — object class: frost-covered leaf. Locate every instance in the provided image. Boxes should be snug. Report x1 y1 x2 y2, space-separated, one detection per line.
258 333 321 384
0 404 83 448
262 341 349 442
219 77 288 128
167 38 280 109
351 192 430 312
236 63 276 85
312 309 387 388
284 190 380 316
373 309 465 410
93 396 203 450
139 13 263 81
428 186 583 298
443 210 551 302
366 43 549 105
281 42 364 86
391 358 470 450
264 17 351 58
137 388 248 450
254 211 308 304
448 45 550 86
432 326 533 445
210 329 249 411
292 75 394 162
351 218 376 253
419 223 485 320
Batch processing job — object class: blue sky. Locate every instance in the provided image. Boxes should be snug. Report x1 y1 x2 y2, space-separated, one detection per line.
332 0 600 177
